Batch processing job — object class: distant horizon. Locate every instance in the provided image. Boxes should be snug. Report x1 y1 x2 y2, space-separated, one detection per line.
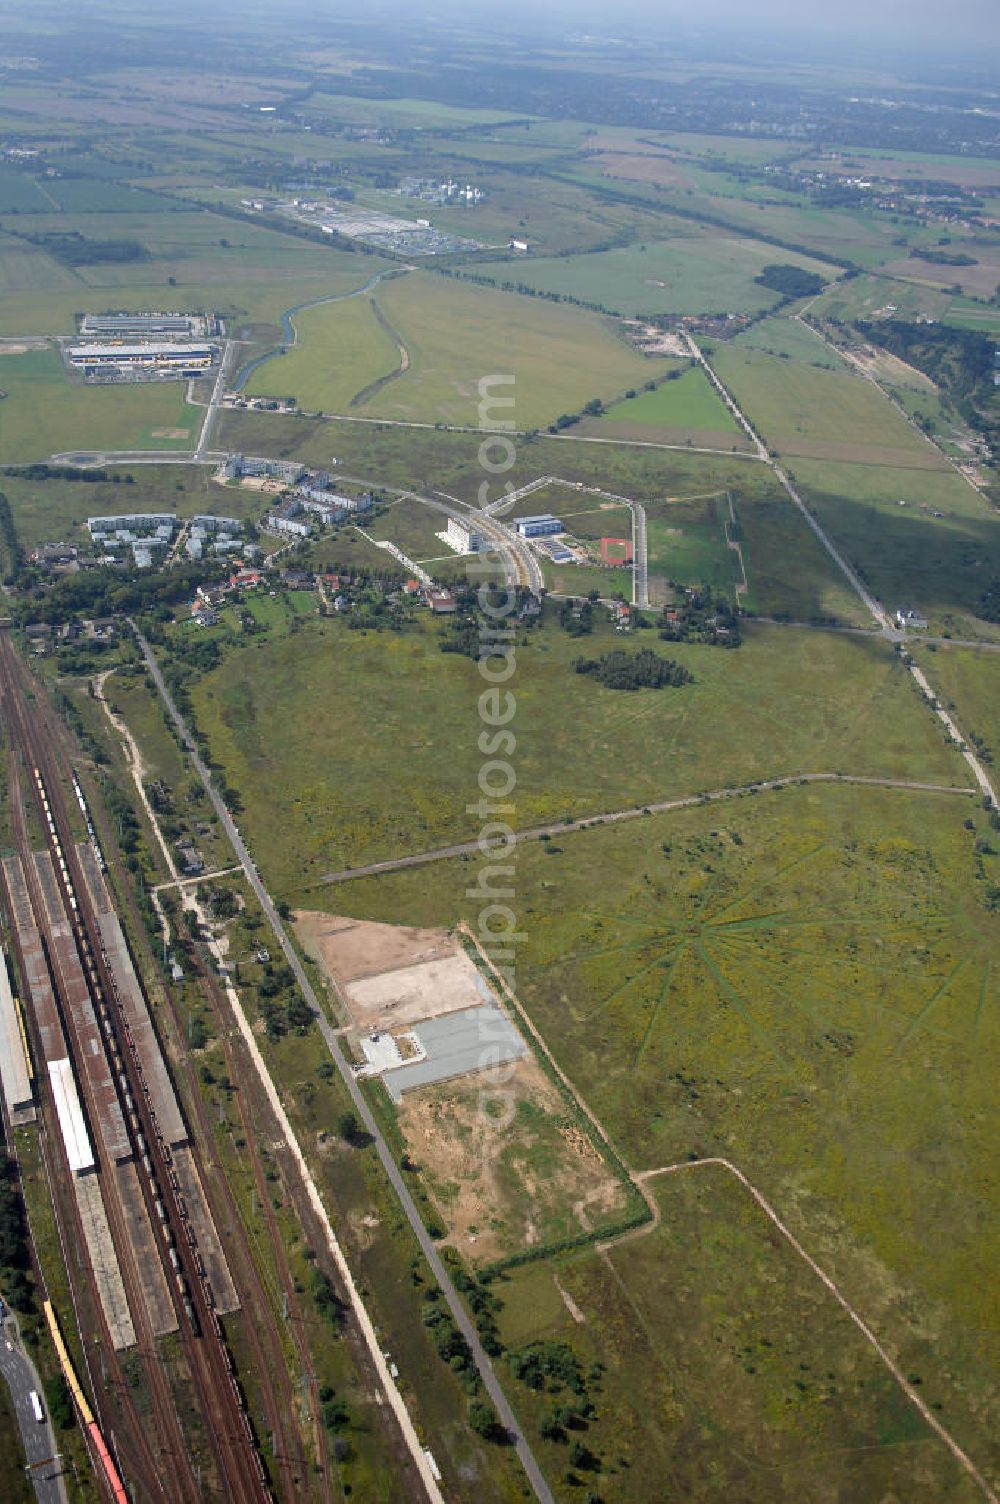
3 0 999 68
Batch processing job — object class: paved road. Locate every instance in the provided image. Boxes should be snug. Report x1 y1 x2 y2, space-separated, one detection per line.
0 1310 68 1504
632 498 649 608
195 339 236 461
131 626 555 1504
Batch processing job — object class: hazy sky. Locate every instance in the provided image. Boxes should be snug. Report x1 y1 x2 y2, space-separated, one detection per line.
545 0 998 49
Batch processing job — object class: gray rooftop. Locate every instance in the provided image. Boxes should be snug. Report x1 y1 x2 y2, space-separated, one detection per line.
382 1003 527 1102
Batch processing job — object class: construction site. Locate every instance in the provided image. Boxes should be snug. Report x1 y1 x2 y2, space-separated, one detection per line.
295 914 627 1263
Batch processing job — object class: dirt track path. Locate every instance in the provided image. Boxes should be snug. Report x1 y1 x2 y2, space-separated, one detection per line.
315 771 974 887
611 1158 999 1504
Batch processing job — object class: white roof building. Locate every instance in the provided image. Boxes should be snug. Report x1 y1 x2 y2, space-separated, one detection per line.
48 1058 95 1175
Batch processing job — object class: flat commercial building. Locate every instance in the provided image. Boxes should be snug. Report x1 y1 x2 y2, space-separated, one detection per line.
80 313 201 339
68 342 217 381
69 342 215 366
0 949 33 1121
515 514 563 538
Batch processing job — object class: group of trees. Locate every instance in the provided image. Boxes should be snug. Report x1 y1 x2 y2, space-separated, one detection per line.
0 1144 34 1318
755 263 826 299
509 1341 605 1476
257 961 313 1040
19 230 150 266
855 318 1000 448
0 492 25 585
17 560 227 629
574 648 694 690
978 579 1000 624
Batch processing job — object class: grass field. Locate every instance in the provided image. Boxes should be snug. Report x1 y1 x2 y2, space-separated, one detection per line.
302 91 539 129
711 345 949 468
732 312 845 368
317 782 999 1501
184 613 967 891
255 273 661 430
363 494 457 562
0 348 199 463
247 293 400 410
472 234 835 317
785 456 1000 634
561 167 924 270
598 365 741 436
543 560 633 597
0 234 81 294
644 493 744 596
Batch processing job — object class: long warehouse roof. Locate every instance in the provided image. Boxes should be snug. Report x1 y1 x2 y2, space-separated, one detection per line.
48 1057 95 1175
0 949 32 1115
68 343 215 358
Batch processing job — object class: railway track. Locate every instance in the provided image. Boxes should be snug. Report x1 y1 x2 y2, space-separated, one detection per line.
4 752 173 1504
0 632 271 1504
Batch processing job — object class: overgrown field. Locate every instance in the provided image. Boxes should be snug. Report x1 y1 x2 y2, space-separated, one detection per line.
318 782 1000 1501
181 612 968 889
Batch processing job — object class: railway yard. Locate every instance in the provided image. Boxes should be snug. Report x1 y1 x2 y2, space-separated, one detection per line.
0 629 410 1504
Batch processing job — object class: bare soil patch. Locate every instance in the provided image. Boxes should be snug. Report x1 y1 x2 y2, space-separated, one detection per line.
345 952 486 1032
296 911 457 984
295 911 484 1029
398 1057 627 1263
594 151 693 189
151 427 190 439
622 321 689 356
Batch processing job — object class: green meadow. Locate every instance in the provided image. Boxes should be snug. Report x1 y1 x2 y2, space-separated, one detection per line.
183 613 967 891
